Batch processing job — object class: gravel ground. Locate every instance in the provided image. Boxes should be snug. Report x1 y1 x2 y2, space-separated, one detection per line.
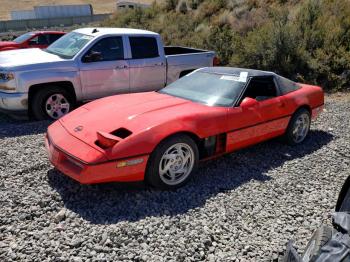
0 93 349 261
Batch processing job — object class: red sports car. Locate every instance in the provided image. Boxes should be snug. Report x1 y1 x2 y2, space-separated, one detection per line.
45 67 324 189
0 31 65 51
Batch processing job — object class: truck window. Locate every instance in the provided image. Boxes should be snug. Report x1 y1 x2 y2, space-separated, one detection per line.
84 37 124 62
129 37 159 59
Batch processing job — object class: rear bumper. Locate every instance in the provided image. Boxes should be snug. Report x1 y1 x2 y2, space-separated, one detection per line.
311 104 324 119
0 92 28 112
45 134 149 184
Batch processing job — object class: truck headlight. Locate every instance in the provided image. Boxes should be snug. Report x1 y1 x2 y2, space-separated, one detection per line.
0 72 16 91
0 72 15 82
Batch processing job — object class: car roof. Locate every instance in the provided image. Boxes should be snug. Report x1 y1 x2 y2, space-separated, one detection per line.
199 67 277 77
73 27 158 37
30 31 66 34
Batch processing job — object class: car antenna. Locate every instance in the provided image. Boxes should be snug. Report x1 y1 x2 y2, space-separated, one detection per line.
92 28 99 34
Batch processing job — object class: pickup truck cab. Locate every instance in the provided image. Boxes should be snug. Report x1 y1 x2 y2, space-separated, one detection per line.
0 28 217 120
0 31 65 51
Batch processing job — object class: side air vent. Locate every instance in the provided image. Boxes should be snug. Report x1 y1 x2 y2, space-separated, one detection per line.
111 128 132 139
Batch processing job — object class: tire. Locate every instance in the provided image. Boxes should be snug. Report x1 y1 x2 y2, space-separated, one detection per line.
336 175 350 212
31 86 75 120
284 108 311 145
302 225 333 262
145 134 199 190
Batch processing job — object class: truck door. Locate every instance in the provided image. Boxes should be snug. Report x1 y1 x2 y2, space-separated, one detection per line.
79 36 130 100
128 36 167 92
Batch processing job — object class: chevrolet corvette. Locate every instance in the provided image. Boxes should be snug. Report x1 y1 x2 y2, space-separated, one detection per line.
45 67 324 189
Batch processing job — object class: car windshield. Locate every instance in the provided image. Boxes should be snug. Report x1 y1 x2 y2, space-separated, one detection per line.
13 32 34 44
45 32 93 59
159 71 248 107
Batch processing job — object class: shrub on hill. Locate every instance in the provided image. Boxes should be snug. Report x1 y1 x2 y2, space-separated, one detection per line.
103 0 350 90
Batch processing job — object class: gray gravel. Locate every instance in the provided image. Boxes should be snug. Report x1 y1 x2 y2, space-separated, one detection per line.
0 93 349 261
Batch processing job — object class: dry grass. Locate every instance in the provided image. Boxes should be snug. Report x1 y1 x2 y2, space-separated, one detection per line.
0 0 156 21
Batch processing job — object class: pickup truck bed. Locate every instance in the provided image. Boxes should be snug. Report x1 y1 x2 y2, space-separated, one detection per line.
164 46 210 55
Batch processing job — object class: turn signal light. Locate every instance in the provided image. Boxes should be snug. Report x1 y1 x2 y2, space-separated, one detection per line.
96 131 120 149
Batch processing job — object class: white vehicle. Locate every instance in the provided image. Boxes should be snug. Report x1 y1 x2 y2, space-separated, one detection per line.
0 28 217 120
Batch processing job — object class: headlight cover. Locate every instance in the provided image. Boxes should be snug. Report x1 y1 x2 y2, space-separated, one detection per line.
0 72 15 82
0 72 16 91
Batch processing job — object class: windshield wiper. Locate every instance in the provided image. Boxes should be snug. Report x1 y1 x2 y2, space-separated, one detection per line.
44 49 70 59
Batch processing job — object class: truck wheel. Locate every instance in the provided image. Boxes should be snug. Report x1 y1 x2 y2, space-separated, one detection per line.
284 108 311 145
302 225 333 262
31 87 75 120
145 134 199 190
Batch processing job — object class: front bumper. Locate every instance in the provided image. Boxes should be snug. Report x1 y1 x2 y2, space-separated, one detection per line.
0 91 28 112
45 134 149 184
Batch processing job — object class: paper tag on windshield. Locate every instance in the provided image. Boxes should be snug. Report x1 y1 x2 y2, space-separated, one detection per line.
221 72 248 82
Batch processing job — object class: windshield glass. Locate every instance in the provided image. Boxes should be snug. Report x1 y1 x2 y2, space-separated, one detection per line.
159 71 248 107
46 32 93 59
13 32 34 44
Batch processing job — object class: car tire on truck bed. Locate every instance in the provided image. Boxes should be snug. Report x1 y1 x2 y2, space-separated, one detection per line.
31 87 75 120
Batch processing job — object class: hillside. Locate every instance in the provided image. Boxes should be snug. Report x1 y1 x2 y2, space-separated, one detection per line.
0 0 155 21
104 0 350 90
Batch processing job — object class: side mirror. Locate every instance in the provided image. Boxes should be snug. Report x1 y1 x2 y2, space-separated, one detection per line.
240 97 259 109
83 51 102 63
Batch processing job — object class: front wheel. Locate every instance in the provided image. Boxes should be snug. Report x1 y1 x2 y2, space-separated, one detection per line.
145 135 199 190
31 87 75 120
284 108 311 145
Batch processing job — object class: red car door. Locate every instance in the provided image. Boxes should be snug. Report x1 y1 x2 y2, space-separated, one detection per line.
226 75 290 152
226 102 264 152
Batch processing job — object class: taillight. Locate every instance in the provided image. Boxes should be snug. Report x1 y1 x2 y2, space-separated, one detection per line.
213 56 220 66
96 131 119 149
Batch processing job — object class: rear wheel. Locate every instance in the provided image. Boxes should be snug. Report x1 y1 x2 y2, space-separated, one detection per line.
284 108 311 145
31 87 74 120
145 135 199 190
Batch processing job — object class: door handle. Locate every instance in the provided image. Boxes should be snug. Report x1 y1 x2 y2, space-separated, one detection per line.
154 62 164 66
115 65 128 69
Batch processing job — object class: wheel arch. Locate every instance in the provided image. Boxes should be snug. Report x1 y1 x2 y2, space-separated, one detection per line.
28 81 77 115
155 131 202 150
295 104 312 115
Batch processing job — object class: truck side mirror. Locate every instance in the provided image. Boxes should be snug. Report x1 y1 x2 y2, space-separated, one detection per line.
83 51 102 63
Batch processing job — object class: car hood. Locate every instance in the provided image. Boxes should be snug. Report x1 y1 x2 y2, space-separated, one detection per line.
0 48 65 68
59 92 224 157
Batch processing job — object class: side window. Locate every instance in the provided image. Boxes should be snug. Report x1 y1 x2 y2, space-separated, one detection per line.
38 34 49 45
83 37 124 62
28 35 39 45
129 37 159 59
241 76 278 102
277 76 300 94
49 34 63 44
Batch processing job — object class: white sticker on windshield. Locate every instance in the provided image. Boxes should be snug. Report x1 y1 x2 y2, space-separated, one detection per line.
239 72 248 82
221 75 240 81
220 72 248 82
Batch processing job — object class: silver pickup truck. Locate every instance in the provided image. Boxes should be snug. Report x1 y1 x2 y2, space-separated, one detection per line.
0 28 217 119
